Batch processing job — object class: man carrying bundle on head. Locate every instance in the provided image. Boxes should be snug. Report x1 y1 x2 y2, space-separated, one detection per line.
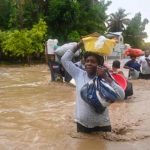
61 34 125 133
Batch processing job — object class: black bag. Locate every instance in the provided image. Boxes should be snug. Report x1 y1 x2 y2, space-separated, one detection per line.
125 81 133 99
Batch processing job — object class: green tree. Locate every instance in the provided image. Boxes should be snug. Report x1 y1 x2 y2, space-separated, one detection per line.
47 0 110 43
67 30 80 42
124 13 149 48
23 0 49 28
77 0 111 35
8 0 47 29
47 0 80 42
8 0 26 29
2 19 47 64
0 0 11 30
107 8 130 32
143 42 150 50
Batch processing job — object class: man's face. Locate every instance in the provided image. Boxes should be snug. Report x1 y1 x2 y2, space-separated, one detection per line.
145 50 150 57
85 56 98 75
131 56 136 61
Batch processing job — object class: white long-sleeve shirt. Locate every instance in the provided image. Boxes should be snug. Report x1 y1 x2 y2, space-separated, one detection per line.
61 44 125 128
138 55 150 74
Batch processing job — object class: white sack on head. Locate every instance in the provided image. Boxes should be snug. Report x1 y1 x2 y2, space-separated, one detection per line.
55 42 81 57
95 36 106 49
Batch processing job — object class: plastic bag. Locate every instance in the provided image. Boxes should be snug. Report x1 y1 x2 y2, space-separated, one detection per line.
82 36 116 56
55 42 81 57
80 77 120 114
47 39 58 55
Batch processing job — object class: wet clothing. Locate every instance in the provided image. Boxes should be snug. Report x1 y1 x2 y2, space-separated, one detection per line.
48 60 63 82
138 56 150 79
77 123 111 133
124 60 141 79
124 60 141 71
75 61 85 70
61 44 125 132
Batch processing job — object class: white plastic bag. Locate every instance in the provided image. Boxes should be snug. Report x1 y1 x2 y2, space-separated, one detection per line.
55 42 81 56
47 39 58 54
95 36 106 49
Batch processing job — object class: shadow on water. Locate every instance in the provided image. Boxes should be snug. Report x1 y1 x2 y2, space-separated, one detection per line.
0 64 150 150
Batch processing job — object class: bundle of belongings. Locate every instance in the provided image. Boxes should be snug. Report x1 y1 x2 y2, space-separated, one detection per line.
124 48 144 57
82 32 116 56
80 76 121 114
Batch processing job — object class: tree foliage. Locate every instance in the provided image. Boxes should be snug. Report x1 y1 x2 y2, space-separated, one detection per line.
47 0 80 42
2 19 47 64
76 0 111 36
107 8 130 32
0 0 149 62
124 13 149 48
0 0 11 29
143 42 150 50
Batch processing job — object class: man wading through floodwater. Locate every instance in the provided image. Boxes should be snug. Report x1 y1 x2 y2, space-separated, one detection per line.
61 41 125 133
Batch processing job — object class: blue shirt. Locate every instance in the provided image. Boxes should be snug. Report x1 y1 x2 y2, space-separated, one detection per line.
125 60 141 71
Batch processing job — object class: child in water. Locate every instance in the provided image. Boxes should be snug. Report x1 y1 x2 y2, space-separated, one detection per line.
110 60 124 76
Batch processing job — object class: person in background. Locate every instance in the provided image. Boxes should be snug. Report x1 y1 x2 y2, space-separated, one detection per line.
110 60 133 99
138 50 150 79
75 53 85 70
48 55 63 82
45 40 63 82
123 56 141 79
110 60 124 76
61 42 125 133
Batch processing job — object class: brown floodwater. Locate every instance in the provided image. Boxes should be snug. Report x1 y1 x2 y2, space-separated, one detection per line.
0 64 150 150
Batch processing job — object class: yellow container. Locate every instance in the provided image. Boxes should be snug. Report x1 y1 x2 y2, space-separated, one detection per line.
82 36 116 56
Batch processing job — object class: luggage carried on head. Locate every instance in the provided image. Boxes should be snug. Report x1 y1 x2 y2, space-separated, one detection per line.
46 39 58 55
82 33 116 56
124 48 144 57
55 42 81 57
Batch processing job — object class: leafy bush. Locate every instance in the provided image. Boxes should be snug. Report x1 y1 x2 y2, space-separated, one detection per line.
67 31 80 42
1 19 47 64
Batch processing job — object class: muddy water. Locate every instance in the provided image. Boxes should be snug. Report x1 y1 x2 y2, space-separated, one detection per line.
0 64 150 150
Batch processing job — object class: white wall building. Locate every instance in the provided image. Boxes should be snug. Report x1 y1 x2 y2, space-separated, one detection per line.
106 32 125 58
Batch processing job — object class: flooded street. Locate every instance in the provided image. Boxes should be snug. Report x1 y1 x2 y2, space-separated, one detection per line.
0 64 150 150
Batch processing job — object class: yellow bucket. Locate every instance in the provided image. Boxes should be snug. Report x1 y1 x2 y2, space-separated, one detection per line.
82 36 116 56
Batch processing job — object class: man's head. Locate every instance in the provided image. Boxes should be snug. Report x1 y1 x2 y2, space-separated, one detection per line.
145 50 150 57
130 55 136 61
84 52 104 76
112 60 121 69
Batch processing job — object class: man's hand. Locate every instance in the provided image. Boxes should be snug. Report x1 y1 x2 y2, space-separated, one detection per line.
97 66 109 78
72 40 83 53
77 40 84 49
97 66 113 83
130 68 134 71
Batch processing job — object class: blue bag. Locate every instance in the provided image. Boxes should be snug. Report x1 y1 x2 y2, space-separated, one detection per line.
80 76 119 114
